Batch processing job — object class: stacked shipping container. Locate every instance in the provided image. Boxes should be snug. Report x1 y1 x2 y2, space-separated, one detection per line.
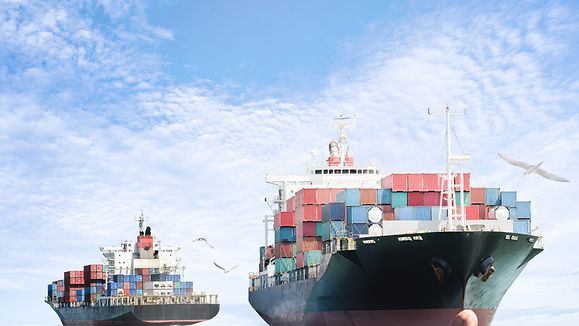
266 173 532 277
48 265 195 303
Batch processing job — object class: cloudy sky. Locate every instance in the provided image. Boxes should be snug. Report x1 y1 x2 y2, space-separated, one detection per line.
1 0 578 325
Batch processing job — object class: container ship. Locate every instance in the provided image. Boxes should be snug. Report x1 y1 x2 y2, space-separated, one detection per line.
248 111 544 325
46 215 219 325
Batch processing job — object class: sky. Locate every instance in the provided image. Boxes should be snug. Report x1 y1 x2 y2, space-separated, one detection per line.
0 0 578 325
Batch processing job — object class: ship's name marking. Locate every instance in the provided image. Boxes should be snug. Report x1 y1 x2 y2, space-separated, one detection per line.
505 235 519 241
362 240 376 244
398 236 423 242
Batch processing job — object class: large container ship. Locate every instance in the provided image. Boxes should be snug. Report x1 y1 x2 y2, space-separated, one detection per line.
248 111 544 325
46 215 219 325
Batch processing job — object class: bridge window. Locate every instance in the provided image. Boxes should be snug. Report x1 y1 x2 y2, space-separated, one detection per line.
315 170 322 174
350 169 357 174
342 169 348 174
357 169 362 174
323 169 328 174
369 169 375 174
334 169 341 174
363 169 368 173
328 169 334 174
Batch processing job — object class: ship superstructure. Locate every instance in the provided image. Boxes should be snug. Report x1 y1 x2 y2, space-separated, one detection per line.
249 111 543 326
46 215 219 325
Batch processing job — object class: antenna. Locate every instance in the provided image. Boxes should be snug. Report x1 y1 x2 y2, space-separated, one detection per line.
135 210 149 234
331 114 356 166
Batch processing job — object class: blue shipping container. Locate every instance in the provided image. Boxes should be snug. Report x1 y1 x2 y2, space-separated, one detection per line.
513 220 530 234
391 192 408 208
516 201 531 218
430 206 448 220
275 227 296 242
346 206 369 224
322 221 347 241
394 206 414 220
337 189 361 207
415 206 431 220
377 189 392 205
509 207 517 219
486 188 501 205
322 202 346 222
501 191 517 207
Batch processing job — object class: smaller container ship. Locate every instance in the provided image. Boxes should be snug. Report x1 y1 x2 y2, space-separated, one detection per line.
46 215 219 325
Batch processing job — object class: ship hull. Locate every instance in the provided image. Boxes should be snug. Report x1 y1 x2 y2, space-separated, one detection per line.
52 303 220 326
249 231 542 326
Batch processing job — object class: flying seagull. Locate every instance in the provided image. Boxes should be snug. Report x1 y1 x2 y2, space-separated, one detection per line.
192 238 215 249
213 261 238 273
498 153 570 182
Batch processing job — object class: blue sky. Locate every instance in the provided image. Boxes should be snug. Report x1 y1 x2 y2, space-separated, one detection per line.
1 1 579 325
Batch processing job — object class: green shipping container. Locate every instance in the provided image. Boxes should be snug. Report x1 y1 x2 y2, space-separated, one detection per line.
455 191 471 206
316 222 323 237
304 250 323 266
391 192 408 208
275 258 296 274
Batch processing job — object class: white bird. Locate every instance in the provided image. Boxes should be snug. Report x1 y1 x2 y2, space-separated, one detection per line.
498 153 570 182
213 261 238 273
192 238 215 249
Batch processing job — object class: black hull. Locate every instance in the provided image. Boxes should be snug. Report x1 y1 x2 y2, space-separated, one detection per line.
249 231 542 326
52 303 220 326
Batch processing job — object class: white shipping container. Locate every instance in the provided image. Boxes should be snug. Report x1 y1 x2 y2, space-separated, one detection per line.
144 289 173 296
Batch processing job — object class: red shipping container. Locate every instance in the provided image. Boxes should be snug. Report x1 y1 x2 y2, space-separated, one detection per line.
296 189 318 206
465 205 481 220
285 196 295 212
454 173 471 191
274 211 295 229
295 205 322 222
302 222 318 237
143 275 151 282
136 282 143 289
470 187 486 204
296 252 305 269
275 242 294 258
381 174 408 192
316 188 345 204
423 192 441 206
302 237 322 251
407 174 423 192
360 189 377 205
486 206 496 220
422 173 440 191
380 205 394 221
407 192 424 206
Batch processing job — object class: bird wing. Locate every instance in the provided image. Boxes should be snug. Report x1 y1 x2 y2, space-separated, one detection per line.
535 168 570 182
227 265 239 272
203 239 215 249
498 153 533 169
213 262 225 271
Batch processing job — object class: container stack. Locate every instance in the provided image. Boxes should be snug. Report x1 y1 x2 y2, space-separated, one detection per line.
274 209 296 274
294 189 343 270
47 280 64 302
83 264 106 302
63 271 85 303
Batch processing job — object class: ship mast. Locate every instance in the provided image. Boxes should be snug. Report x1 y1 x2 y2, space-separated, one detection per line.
430 107 469 231
333 115 354 166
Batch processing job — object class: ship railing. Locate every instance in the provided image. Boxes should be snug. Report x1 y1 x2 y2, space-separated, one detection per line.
45 294 218 308
248 264 321 291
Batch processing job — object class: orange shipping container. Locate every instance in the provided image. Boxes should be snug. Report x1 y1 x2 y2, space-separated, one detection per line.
296 252 305 269
470 187 486 204
360 189 377 205
302 237 322 251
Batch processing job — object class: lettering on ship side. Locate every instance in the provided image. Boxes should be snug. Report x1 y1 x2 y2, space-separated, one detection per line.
398 235 424 242
505 234 519 241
